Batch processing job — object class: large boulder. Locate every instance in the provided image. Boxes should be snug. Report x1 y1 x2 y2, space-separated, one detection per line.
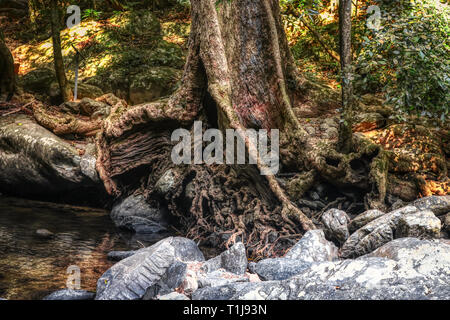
396 210 441 239
340 206 418 258
365 237 450 279
284 230 339 262
0 114 100 197
193 238 450 300
95 237 204 300
110 194 169 234
411 196 450 216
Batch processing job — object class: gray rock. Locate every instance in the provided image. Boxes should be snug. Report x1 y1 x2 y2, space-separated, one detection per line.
321 209 351 244
0 115 99 197
248 258 311 281
80 154 99 183
284 230 339 262
107 250 137 261
340 206 418 258
349 209 385 233
157 292 190 300
396 210 441 239
43 289 95 300
444 213 450 233
193 239 450 300
198 269 249 288
412 195 450 216
202 242 247 275
154 169 177 195
95 237 204 300
35 229 54 239
110 194 168 234
365 238 450 279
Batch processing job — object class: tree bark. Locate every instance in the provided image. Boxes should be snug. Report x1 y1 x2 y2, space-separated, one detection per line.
50 0 73 102
0 30 15 101
95 0 387 257
337 0 354 154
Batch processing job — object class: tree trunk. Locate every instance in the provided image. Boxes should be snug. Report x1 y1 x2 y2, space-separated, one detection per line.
0 30 15 101
95 0 387 257
337 0 354 154
50 0 72 102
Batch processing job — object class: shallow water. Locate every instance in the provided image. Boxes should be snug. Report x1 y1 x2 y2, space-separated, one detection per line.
0 196 140 300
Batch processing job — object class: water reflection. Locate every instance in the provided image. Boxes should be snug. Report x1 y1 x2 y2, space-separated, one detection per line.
0 196 158 300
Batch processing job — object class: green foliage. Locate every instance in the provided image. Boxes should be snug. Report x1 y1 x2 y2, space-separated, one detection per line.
356 0 449 120
82 9 102 20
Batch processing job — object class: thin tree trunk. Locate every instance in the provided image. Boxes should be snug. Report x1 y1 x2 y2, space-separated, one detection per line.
0 30 15 101
50 0 72 102
338 0 354 154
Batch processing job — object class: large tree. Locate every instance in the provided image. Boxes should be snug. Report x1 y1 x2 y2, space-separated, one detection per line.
0 29 15 101
95 0 387 257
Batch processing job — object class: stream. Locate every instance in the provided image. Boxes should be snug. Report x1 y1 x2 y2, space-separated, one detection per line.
0 196 163 300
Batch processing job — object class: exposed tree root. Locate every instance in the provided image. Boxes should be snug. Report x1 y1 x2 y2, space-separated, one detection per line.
93 0 389 257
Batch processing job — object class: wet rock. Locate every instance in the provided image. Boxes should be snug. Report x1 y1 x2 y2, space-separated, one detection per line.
43 289 95 300
340 206 418 258
0 114 101 197
110 194 169 234
35 229 54 239
349 209 385 233
321 209 351 245
107 250 137 261
157 292 190 300
202 242 248 275
284 230 339 262
396 210 441 239
96 237 204 300
412 195 450 216
248 258 311 281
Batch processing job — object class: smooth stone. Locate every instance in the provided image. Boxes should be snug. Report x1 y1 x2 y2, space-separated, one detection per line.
110 194 168 234
35 229 55 239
